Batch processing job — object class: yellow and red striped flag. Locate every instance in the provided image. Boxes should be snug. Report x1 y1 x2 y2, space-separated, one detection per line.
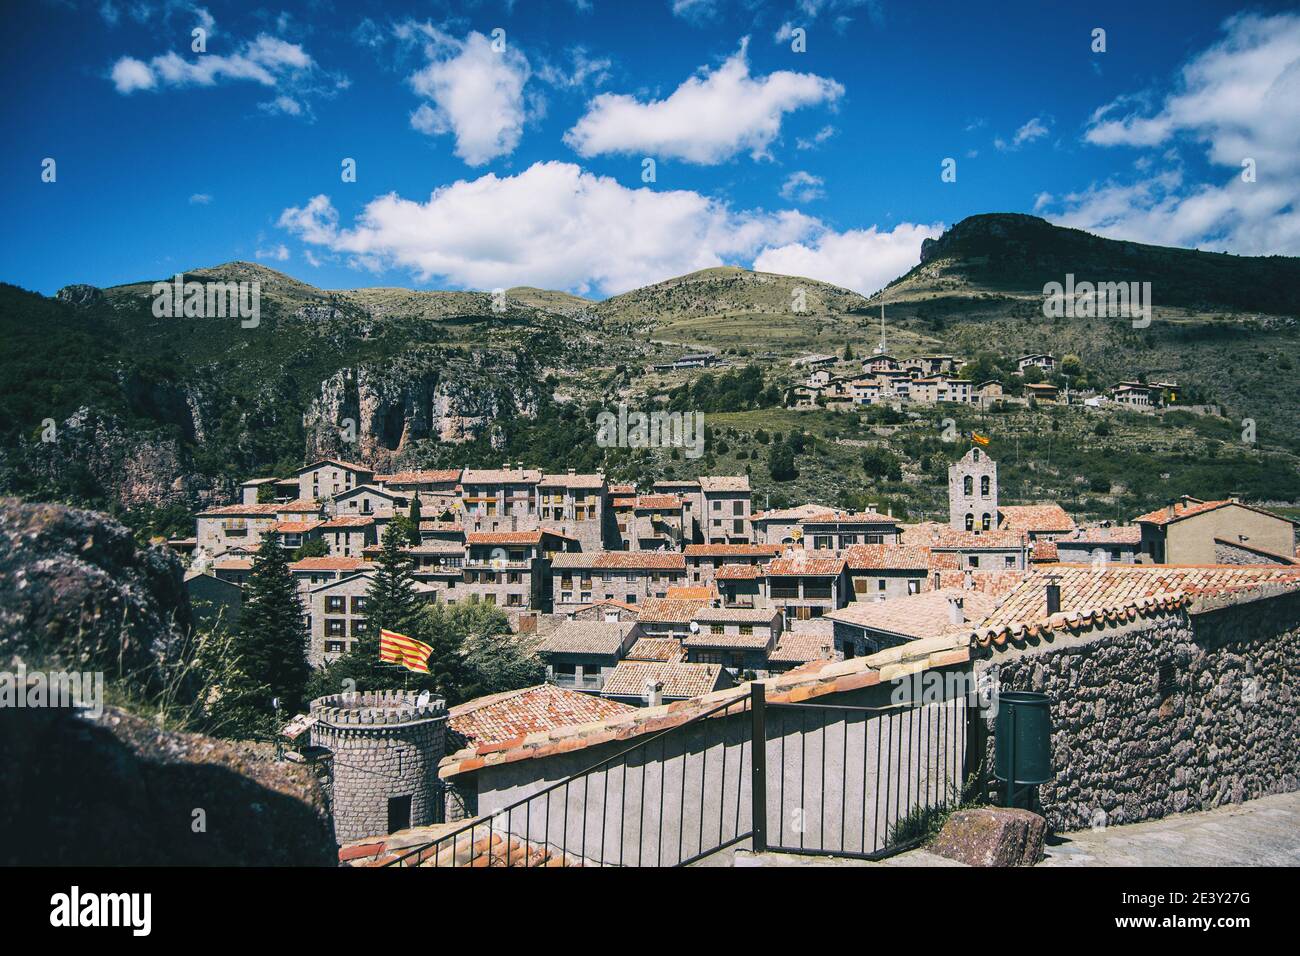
971 431 991 446
379 628 433 675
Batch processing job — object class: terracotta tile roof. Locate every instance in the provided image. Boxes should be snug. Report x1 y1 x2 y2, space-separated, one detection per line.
551 551 686 571
408 542 466 555
998 504 1076 533
652 479 700 490
319 515 376 529
608 484 637 495
1058 525 1144 545
213 558 253 571
843 544 932 571
465 530 546 545
448 684 635 751
600 661 726 699
297 458 373 474
289 556 371 572
665 585 716 600
626 637 685 662
715 563 762 580
195 503 282 517
273 520 322 534
763 554 846 576
1133 497 1295 527
634 494 683 510
539 473 606 488
439 632 971 780
380 469 462 484
698 476 750 493
828 588 999 640
933 569 1028 597
767 631 836 665
239 477 279 486
685 543 783 557
610 496 636 508
690 607 780 625
978 565 1300 636
636 597 709 624
536 620 637 656
800 510 898 525
751 503 832 522
568 598 639 613
461 468 542 484
419 521 464 532
1031 540 1059 562
902 525 1030 550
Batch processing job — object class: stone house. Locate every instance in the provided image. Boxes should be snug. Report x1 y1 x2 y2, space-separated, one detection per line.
537 620 643 693
1054 525 1143 564
714 564 764 607
538 470 607 551
195 502 282 556
699 476 752 544
296 458 375 502
308 571 373 666
184 571 243 631
633 597 711 640
238 477 279 505
762 552 850 624
750 504 830 545
271 518 323 552
1024 382 1059 403
801 510 902 549
551 552 689 613
289 555 372 596
843 544 931 601
682 607 784 673
997 503 1076 541
319 515 377 558
1017 353 1055 373
684 543 783 585
460 466 542 532
650 479 703 542
1133 497 1298 566
459 529 578 613
375 469 463 512
329 484 408 518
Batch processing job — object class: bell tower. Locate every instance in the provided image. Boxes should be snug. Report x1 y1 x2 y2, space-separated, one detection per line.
949 447 998 531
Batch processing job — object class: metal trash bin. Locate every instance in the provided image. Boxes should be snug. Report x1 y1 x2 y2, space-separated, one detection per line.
994 691 1052 808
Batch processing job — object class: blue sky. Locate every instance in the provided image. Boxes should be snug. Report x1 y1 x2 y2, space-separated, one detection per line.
4 0 1298 297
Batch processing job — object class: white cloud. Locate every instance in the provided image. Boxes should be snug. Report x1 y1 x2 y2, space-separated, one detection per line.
400 25 532 166
995 115 1051 151
796 124 836 150
188 192 212 204
753 222 944 296
279 160 826 295
108 33 313 93
671 0 722 23
260 95 302 116
565 39 843 164
1046 12 1300 255
780 170 824 202
256 243 290 262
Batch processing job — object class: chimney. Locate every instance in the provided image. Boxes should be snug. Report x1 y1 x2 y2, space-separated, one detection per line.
947 595 965 625
511 515 518 531
1046 577 1061 615
568 467 576 476
644 680 664 707
963 568 974 591
1166 503 1176 520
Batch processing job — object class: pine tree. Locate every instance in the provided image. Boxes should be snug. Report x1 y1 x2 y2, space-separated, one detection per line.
218 536 309 732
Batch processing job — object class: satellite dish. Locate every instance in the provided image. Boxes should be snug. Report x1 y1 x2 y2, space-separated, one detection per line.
688 620 700 633
416 691 431 707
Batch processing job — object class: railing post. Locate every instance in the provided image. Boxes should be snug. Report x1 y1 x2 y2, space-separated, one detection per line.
749 682 767 853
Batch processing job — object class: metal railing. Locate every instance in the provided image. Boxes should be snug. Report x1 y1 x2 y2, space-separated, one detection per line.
384 693 754 867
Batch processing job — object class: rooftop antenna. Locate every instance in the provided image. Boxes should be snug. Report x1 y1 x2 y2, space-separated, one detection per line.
874 298 887 355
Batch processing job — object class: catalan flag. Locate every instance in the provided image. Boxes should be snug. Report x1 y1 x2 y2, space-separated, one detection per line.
379 628 434 675
971 431 991 446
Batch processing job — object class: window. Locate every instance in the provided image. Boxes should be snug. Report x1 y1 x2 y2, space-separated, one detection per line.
712 500 721 511
733 520 745 534
326 596 345 613
733 501 744 516
739 624 753 636
968 556 980 568
325 640 346 654
963 476 973 496
325 619 346 637
965 513 974 531
351 619 366 637
387 795 412 834
878 579 887 592
351 596 367 614
710 624 724 635
907 580 920 595
854 578 869 594
980 475 990 497
1004 555 1016 568
981 513 991 531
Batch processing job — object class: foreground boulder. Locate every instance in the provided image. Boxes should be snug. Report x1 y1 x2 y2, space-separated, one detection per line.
0 498 192 697
0 704 335 865
930 807 1047 866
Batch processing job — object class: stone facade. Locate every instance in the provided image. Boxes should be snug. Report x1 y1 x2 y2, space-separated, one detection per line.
975 593 1300 831
310 690 447 844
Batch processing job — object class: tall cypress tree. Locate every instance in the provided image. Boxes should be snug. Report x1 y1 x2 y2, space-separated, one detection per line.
224 536 309 725
407 496 423 546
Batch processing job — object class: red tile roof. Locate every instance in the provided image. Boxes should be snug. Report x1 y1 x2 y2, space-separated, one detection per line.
273 520 322 534
1058 525 1144 545
625 637 685 662
1031 540 1059 562
195 503 282 517
600 660 727 699
1133 497 1294 527
998 504 1076 533
379 469 463 484
763 555 846 576
448 684 634 751
319 515 376 529
829 588 999 640
685 543 783 558
664 585 716 600
634 494 683 510
843 543 932 571
289 556 371 572
636 597 709 624
552 551 686 571
767 631 836 665
715 563 761 580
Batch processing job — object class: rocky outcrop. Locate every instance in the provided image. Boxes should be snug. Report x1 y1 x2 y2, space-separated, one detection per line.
0 704 335 865
930 807 1047 866
55 283 105 308
0 498 192 695
302 348 544 465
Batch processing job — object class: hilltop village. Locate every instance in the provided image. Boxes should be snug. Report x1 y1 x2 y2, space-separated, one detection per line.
179 447 1298 706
